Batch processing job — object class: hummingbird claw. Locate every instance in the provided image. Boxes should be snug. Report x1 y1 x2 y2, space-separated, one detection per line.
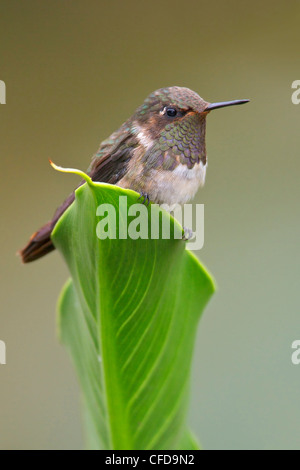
137 192 150 206
182 226 194 241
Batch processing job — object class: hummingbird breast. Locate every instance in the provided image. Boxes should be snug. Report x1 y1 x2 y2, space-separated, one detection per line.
117 158 207 206
147 161 207 205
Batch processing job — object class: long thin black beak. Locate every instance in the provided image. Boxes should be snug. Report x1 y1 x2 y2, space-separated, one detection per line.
206 99 249 111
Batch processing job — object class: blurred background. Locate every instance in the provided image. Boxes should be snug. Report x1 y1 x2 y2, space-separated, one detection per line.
0 0 299 450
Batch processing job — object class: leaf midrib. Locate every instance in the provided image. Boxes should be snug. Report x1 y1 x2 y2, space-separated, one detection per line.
94 187 132 450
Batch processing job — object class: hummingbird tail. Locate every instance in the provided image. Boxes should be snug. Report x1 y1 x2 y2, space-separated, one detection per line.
19 223 56 263
19 192 76 263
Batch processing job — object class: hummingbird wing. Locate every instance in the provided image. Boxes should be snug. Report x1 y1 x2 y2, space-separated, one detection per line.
89 141 136 184
89 124 137 184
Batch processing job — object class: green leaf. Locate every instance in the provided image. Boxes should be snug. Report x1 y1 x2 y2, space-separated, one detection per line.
52 177 215 450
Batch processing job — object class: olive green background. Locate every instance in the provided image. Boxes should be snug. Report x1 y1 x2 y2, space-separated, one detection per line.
0 0 299 449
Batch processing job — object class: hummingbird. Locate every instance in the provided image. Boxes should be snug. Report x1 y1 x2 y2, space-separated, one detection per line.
20 86 249 263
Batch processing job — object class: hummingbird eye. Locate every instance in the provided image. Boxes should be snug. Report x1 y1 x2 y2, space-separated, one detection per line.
165 106 177 117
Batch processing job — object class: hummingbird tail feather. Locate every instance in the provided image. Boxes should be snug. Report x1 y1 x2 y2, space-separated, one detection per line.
19 192 76 263
19 225 55 263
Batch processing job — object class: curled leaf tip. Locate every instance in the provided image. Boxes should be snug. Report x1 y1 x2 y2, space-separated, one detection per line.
49 160 93 185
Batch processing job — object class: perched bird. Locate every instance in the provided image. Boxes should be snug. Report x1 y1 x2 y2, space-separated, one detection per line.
20 86 249 262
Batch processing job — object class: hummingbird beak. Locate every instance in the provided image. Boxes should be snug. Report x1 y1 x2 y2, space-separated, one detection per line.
206 99 250 111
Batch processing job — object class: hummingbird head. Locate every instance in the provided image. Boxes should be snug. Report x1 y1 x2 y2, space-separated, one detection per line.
132 86 249 168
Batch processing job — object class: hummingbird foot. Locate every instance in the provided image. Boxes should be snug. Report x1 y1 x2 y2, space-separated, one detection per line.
182 226 194 241
137 192 151 206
